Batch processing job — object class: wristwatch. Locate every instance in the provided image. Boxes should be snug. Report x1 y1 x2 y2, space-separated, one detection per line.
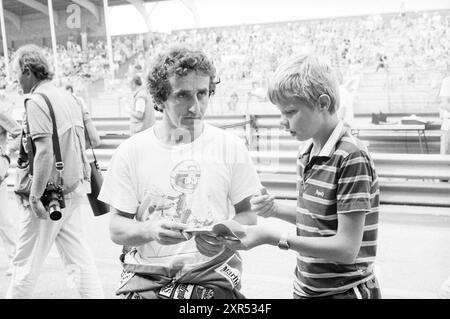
277 232 290 250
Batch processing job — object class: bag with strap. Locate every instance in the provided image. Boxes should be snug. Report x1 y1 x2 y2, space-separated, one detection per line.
75 96 109 216
85 129 109 216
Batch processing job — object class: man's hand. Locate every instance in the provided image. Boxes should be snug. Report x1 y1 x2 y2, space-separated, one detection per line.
29 196 47 220
250 193 278 218
194 233 225 257
148 220 188 245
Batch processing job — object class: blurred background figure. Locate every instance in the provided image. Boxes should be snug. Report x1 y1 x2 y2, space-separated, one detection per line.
439 69 450 156
0 92 21 277
227 91 239 113
129 75 155 135
336 70 355 127
439 276 450 299
65 84 101 149
65 84 88 113
247 80 267 104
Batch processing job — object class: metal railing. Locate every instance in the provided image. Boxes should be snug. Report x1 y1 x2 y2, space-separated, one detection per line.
254 151 450 207
4 115 449 207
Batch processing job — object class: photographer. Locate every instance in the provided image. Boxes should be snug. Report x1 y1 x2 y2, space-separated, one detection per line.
6 44 104 299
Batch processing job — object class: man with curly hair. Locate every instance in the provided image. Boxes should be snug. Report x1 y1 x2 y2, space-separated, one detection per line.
99 46 262 299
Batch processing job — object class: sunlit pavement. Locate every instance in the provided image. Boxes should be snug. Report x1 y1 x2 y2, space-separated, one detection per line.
1 196 449 299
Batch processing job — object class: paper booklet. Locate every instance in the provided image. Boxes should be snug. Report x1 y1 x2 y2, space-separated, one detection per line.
183 219 246 241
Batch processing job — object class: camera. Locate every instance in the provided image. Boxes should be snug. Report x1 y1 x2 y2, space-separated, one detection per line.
41 183 66 221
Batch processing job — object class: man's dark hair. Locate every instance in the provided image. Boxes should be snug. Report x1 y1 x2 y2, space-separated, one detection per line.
146 46 217 112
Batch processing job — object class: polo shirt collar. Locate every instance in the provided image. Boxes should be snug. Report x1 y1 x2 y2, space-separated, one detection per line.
298 139 313 160
318 121 346 158
298 121 346 160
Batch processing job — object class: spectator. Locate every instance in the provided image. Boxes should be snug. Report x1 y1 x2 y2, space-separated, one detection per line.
128 75 156 135
336 71 355 127
0 98 21 277
439 71 450 156
227 92 239 113
65 84 101 148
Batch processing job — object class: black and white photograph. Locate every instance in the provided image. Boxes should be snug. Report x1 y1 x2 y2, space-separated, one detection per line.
0 0 449 304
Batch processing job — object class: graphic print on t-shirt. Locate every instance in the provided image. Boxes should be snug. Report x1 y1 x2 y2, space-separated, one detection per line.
137 159 215 229
170 160 201 223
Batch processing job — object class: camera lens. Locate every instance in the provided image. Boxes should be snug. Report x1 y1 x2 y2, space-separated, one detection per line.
49 200 62 221
49 210 62 221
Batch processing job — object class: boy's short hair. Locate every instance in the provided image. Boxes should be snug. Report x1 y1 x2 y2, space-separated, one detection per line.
268 54 339 114
146 46 217 112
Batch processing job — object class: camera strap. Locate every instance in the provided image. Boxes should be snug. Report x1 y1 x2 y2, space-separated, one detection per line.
22 98 36 176
35 93 64 188
73 94 100 169
84 122 100 168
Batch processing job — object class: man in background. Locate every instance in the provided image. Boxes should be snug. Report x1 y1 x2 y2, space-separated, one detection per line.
336 71 355 127
129 75 155 135
0 96 21 276
439 71 450 156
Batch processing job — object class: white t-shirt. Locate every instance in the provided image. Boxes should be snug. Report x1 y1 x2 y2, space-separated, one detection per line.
99 124 262 274
134 97 146 113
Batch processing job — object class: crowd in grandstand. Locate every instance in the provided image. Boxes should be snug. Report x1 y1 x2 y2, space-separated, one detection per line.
128 10 449 85
0 9 449 114
119 10 449 113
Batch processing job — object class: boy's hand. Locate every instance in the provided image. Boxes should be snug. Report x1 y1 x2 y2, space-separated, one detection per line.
250 191 278 218
222 225 270 251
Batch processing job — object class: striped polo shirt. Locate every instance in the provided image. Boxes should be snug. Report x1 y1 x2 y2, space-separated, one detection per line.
294 121 380 298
